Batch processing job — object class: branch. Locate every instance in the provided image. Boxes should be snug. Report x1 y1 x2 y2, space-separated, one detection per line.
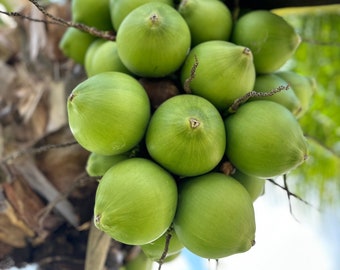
266 177 318 221
0 0 116 40
228 84 290 113
1 141 78 164
266 178 312 206
157 226 173 270
283 174 300 222
183 54 199 94
0 10 56 24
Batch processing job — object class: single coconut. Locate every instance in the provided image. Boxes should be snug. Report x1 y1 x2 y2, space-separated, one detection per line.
116 2 191 77
146 94 226 177
225 100 309 178
173 172 256 259
180 40 255 111
178 0 233 46
67 72 150 155
94 158 178 245
232 10 301 73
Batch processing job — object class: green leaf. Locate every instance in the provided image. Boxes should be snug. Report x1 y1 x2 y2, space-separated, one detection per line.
279 7 340 207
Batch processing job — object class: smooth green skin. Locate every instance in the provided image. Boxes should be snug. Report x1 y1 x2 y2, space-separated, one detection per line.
141 229 183 261
59 27 97 65
252 73 301 115
94 158 178 245
225 100 309 178
276 71 316 118
84 39 106 74
72 0 113 30
231 10 301 74
146 94 226 177
180 40 256 111
231 170 265 202
85 152 130 177
178 0 233 46
173 172 256 259
162 251 181 262
85 40 131 77
116 2 191 78
67 72 150 156
119 251 153 270
110 0 174 31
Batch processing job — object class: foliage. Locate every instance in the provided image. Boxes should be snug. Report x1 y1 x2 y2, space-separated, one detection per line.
278 6 340 208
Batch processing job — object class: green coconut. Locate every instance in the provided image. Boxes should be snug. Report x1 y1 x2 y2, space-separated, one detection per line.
178 0 233 46
180 40 255 111
232 10 301 73
67 72 150 156
252 73 302 115
231 170 265 202
173 172 256 259
276 70 317 118
59 27 97 65
225 100 309 178
94 158 178 245
146 94 226 177
119 251 153 270
84 39 106 74
116 2 191 77
72 0 113 30
85 152 130 177
141 228 183 261
85 40 131 77
110 0 174 31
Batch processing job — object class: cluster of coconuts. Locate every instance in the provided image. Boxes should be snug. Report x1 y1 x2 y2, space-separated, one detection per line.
62 0 316 266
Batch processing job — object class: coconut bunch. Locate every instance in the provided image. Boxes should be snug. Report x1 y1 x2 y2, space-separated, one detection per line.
60 0 316 266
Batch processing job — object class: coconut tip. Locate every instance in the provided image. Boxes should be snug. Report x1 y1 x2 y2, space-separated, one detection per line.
242 47 252 56
303 153 309 161
68 93 76 102
148 12 161 27
94 214 101 227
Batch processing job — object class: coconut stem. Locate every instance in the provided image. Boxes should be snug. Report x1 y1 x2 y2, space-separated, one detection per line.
157 227 173 270
184 54 199 93
189 118 200 129
220 161 236 176
228 84 290 113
